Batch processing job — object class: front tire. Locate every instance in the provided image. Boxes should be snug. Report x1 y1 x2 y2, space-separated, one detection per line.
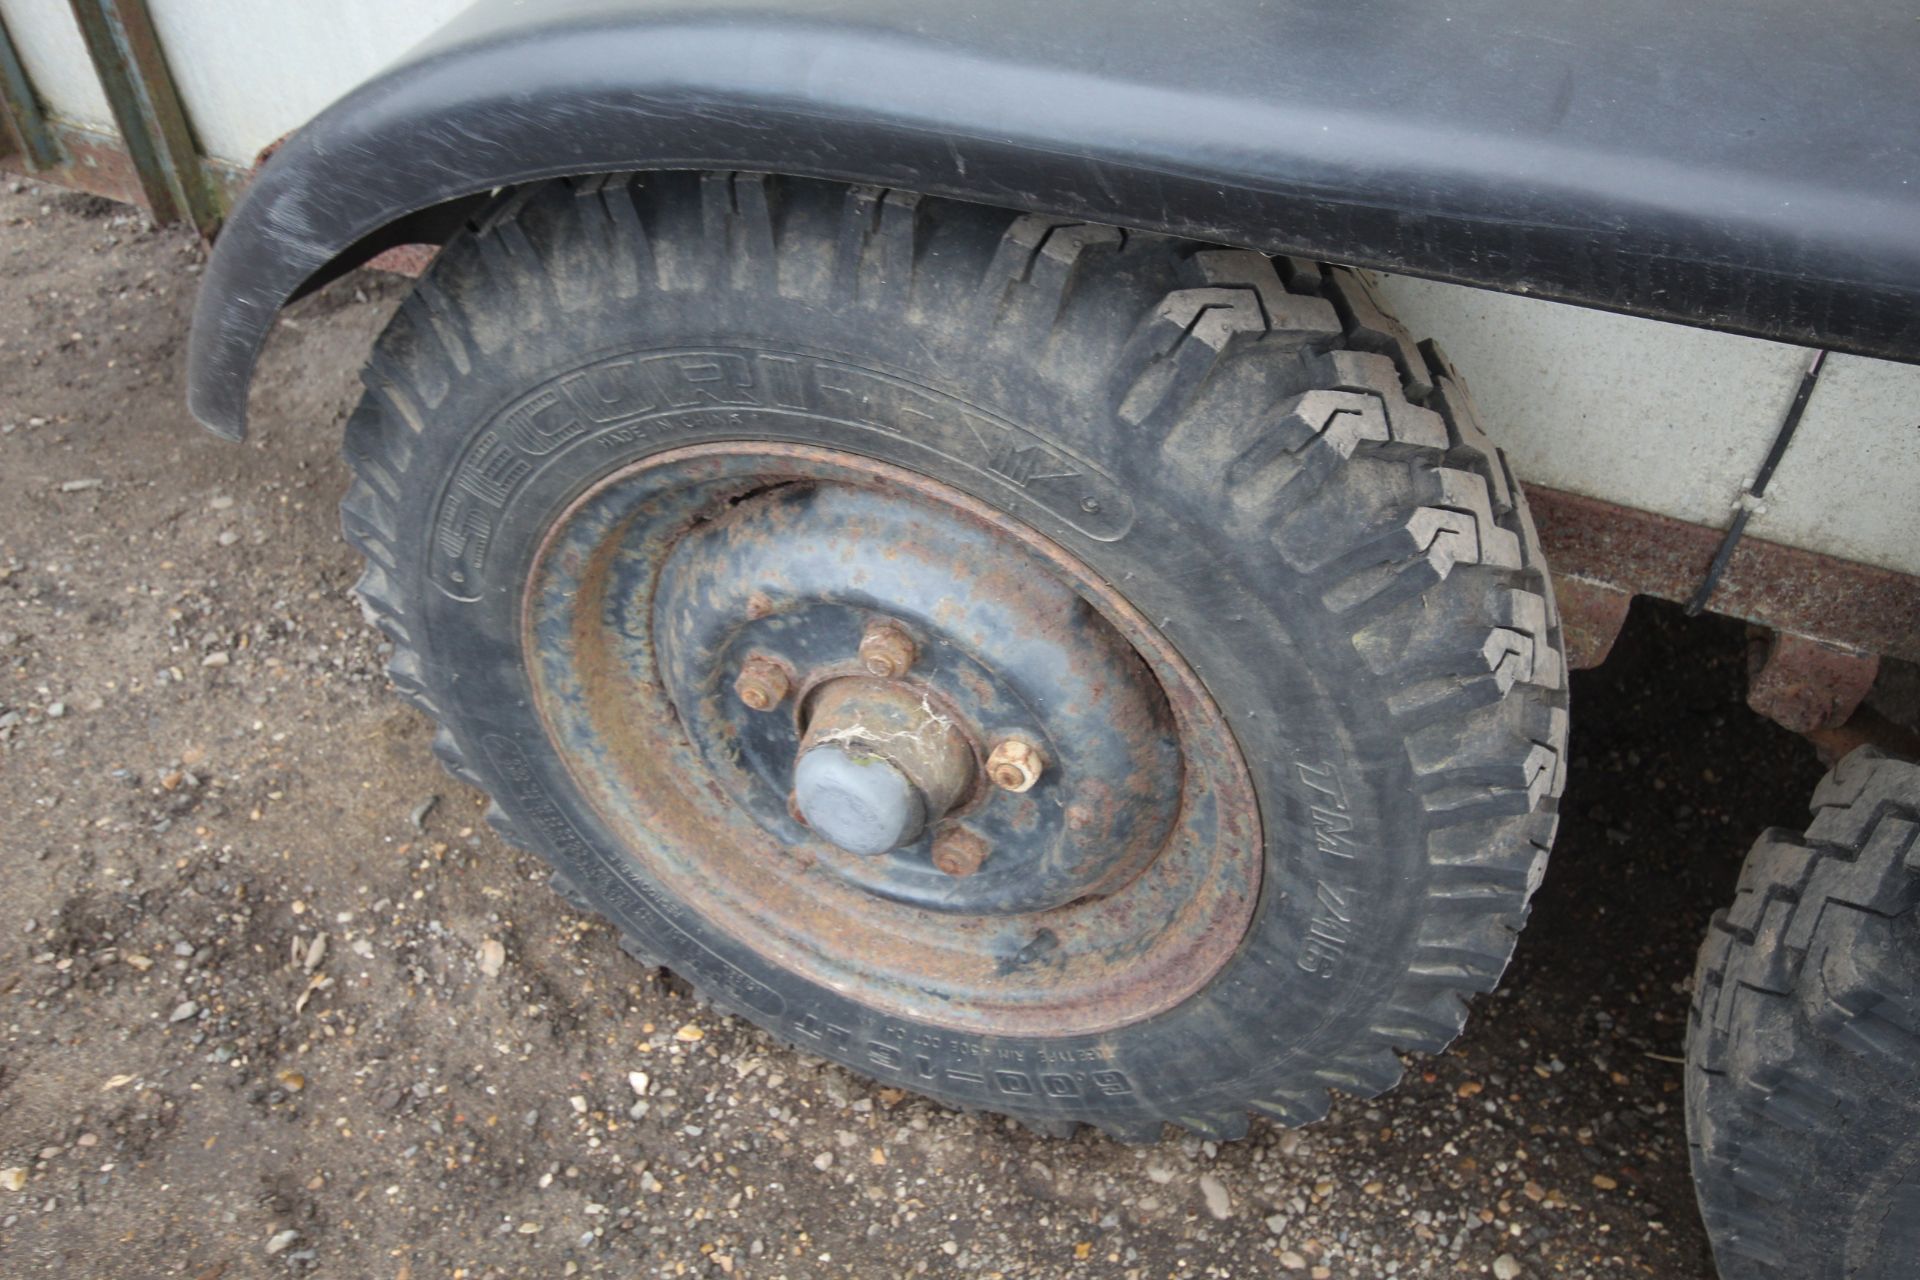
341 172 1568 1140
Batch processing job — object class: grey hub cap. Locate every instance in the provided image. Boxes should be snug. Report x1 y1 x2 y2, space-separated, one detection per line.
792 748 923 856
790 676 979 856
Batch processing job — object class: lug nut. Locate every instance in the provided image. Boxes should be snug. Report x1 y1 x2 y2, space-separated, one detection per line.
858 621 917 679
931 827 990 877
733 656 791 712
986 737 1045 793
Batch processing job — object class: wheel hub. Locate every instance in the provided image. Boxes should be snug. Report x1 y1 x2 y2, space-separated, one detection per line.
793 745 923 855
650 477 1185 915
791 677 976 856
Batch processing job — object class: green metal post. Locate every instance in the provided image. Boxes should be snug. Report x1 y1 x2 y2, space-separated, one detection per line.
66 0 221 234
0 13 62 170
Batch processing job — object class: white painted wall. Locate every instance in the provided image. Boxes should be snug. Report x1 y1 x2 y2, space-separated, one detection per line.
1369 272 1920 577
0 0 111 128
0 0 470 159
144 0 474 162
1757 355 1920 573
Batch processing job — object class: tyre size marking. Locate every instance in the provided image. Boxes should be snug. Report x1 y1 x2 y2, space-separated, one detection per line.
1296 758 1357 861
479 733 786 1018
1294 757 1363 979
429 348 1135 600
1299 881 1354 979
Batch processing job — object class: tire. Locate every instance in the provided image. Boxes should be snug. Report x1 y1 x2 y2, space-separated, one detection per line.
340 172 1568 1140
1687 746 1920 1278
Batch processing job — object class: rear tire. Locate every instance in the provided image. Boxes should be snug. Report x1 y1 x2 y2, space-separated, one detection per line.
1687 746 1920 1277
340 172 1568 1140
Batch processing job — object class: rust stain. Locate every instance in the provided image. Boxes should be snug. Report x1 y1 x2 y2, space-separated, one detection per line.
364 243 436 278
1552 574 1633 670
1745 631 1878 736
1530 486 1920 663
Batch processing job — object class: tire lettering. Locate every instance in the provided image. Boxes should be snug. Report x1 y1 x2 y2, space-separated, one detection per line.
429 348 1134 598
1294 757 1364 978
993 1070 1035 1095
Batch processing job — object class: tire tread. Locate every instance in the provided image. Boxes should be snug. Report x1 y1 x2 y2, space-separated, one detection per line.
337 175 1571 1142
1686 748 1920 1279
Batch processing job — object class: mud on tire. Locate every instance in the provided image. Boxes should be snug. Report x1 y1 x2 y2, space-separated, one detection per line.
339 172 1568 1141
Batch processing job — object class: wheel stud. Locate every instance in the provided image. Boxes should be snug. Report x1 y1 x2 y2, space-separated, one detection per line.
931 827 990 877
986 737 1045 792
858 620 917 679
734 656 791 712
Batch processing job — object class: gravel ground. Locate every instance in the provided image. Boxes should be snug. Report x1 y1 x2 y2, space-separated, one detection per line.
0 182 1835 1279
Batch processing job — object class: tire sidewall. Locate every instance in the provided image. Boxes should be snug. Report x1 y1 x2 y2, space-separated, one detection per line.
389 241 1437 1124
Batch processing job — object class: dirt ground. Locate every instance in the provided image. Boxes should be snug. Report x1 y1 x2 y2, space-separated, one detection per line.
0 182 1836 1280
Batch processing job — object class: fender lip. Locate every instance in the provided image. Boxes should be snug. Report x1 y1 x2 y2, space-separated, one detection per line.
188 1 1920 439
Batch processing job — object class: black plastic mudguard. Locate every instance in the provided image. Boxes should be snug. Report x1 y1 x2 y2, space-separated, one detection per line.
187 0 1920 438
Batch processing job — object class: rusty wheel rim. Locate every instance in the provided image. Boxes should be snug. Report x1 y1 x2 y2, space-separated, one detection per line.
524 444 1261 1037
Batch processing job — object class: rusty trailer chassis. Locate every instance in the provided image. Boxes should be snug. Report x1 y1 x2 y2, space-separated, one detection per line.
1533 487 1919 751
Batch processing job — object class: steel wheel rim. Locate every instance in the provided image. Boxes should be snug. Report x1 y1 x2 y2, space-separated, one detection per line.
523 443 1261 1036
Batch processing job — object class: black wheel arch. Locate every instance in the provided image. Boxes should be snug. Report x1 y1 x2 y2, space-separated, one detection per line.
187 0 1920 442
